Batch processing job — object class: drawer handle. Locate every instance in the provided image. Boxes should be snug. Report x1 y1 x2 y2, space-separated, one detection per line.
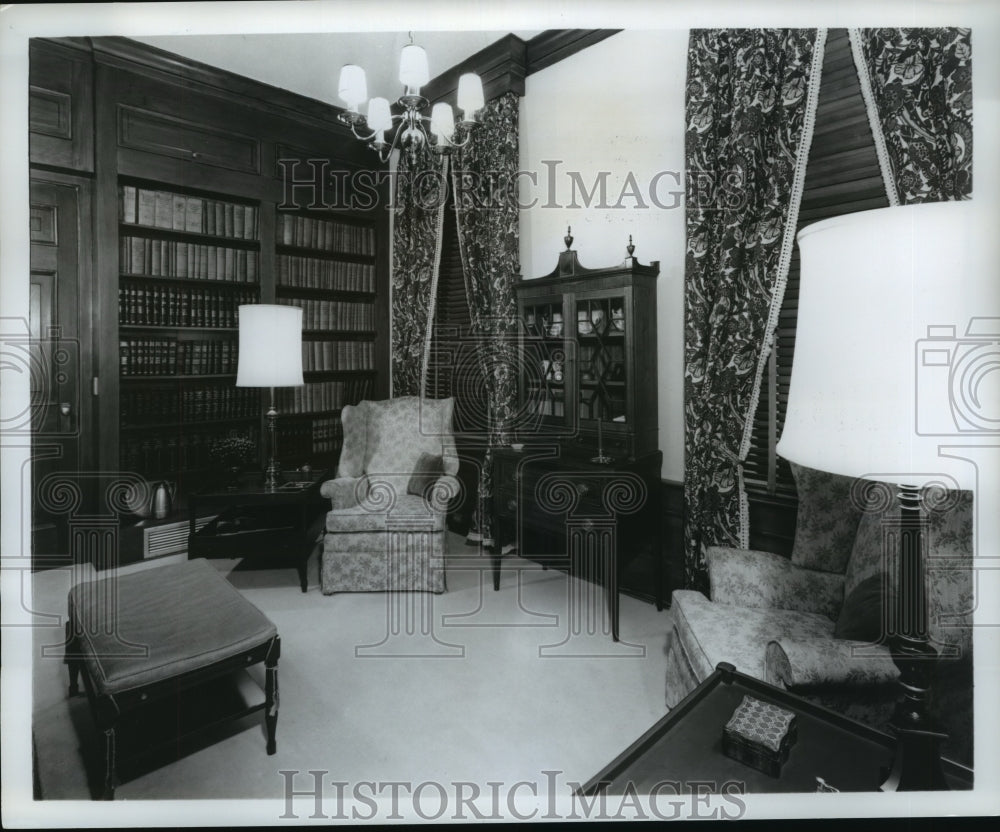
575 482 590 497
191 151 200 159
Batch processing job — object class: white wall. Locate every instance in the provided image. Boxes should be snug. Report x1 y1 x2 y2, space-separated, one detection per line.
518 30 689 481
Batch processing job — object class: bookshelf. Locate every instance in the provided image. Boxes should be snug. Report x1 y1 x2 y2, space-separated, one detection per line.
116 181 262 489
274 210 378 469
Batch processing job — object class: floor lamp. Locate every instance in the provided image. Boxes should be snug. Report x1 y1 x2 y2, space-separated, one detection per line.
777 201 993 791
236 304 304 491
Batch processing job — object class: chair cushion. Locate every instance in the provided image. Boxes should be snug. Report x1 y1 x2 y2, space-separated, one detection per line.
68 558 276 695
407 452 444 496
325 494 446 533
788 461 865 573
845 486 974 656
671 589 835 682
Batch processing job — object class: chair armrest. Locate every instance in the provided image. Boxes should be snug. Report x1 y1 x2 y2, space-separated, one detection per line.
707 546 844 620
320 477 364 510
765 638 899 689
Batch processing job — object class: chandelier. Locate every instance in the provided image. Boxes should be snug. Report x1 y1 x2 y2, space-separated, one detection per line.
336 36 484 164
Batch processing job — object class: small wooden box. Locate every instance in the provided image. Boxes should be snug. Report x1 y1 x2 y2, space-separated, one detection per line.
722 695 797 777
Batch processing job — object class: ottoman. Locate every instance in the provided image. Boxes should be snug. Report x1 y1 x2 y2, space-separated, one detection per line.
65 558 280 799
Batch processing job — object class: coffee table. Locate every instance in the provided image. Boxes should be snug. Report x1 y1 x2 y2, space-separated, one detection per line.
579 663 973 795
65 558 280 799
188 469 329 592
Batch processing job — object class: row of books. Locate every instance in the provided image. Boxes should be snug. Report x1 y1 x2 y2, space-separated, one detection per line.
119 338 238 377
277 213 375 255
276 297 374 332
120 426 259 474
120 385 260 427
121 236 259 282
120 185 259 240
119 284 257 329
277 254 375 293
301 340 376 372
278 376 374 415
280 416 343 460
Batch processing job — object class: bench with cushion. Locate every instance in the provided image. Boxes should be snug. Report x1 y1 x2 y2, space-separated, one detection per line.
65 558 280 799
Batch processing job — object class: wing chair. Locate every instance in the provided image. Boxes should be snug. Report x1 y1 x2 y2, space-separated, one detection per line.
666 464 974 766
320 396 460 594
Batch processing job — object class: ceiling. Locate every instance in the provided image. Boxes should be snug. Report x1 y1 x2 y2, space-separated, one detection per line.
133 31 542 107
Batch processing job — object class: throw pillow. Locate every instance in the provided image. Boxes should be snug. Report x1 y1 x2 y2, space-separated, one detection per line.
788 461 865 573
834 574 895 642
407 452 444 497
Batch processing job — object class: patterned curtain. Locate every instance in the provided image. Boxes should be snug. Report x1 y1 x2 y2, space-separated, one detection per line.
451 91 520 547
683 29 826 593
850 28 972 205
391 146 449 396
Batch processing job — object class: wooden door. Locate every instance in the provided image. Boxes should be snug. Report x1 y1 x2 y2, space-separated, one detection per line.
29 178 86 569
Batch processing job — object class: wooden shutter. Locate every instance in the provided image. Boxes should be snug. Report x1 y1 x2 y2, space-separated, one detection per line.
745 29 890 495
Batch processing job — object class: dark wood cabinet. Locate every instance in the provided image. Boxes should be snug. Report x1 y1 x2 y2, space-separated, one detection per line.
493 242 664 626
29 41 94 172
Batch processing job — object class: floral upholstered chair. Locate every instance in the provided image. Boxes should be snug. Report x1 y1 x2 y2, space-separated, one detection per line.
320 397 460 594
666 463 975 766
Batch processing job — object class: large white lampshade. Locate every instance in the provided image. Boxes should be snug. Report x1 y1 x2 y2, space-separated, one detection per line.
399 44 429 89
777 201 999 491
366 96 393 133
236 304 304 388
430 102 455 141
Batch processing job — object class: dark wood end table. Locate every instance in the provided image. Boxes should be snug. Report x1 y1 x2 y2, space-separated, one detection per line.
580 663 973 795
188 469 329 592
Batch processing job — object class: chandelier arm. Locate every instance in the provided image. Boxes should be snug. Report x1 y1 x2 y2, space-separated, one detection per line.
350 121 378 143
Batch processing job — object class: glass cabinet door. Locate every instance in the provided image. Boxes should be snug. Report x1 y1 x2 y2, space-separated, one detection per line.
575 295 627 424
521 299 568 427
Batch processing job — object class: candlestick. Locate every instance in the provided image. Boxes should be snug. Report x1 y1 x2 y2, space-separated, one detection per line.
591 414 612 464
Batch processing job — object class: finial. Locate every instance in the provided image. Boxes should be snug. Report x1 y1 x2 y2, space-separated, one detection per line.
626 235 635 257
564 226 573 250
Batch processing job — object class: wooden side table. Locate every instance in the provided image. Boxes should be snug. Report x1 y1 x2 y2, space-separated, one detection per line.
580 663 973 795
188 469 329 592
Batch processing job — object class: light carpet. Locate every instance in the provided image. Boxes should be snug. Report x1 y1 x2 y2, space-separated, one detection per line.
31 533 671 801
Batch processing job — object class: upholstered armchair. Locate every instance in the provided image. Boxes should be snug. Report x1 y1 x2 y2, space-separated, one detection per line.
320 396 460 594
666 463 974 766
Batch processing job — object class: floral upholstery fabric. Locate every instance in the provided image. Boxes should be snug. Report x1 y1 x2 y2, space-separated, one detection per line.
321 531 446 594
707 545 845 621
321 397 458 594
787 461 865 573
669 589 835 691
765 637 899 689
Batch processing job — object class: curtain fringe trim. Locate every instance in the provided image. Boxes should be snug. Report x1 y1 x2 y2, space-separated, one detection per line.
849 28 900 207
736 27 828 548
418 154 450 399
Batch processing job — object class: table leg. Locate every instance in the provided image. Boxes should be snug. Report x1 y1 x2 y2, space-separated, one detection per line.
102 726 116 800
65 621 81 696
265 638 280 755
297 559 308 593
491 552 501 591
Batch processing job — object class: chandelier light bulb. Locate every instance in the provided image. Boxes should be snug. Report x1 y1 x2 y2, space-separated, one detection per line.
399 44 429 90
367 97 393 133
457 73 484 118
430 102 456 140
338 64 367 109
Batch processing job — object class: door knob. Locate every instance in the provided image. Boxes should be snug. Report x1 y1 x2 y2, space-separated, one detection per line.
59 402 71 417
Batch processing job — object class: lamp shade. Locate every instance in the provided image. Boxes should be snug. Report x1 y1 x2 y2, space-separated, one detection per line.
457 72 484 116
338 64 367 108
776 201 999 491
366 96 393 133
236 304 304 388
399 44 429 89
430 102 455 140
